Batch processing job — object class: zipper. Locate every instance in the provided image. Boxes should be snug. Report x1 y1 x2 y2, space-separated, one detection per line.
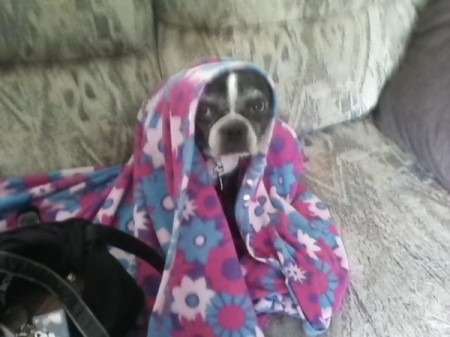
213 159 225 190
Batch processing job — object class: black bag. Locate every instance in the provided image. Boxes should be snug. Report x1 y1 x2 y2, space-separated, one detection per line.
0 217 164 337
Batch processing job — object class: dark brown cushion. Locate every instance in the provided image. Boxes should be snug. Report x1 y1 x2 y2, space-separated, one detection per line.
375 0 450 190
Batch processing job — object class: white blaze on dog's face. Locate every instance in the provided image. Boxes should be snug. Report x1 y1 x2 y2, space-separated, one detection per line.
195 70 274 159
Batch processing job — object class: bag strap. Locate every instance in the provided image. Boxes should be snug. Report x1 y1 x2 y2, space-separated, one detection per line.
15 208 165 273
0 251 109 337
86 225 165 273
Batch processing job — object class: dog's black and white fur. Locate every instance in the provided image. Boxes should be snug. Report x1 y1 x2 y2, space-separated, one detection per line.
195 69 274 255
195 69 274 175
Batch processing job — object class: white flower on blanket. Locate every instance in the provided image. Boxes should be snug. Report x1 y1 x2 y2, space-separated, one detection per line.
156 228 171 247
0 220 7 232
0 181 16 197
320 307 333 329
171 276 215 321
29 183 55 198
95 187 125 221
171 116 185 155
55 209 80 221
143 126 165 169
333 236 349 270
285 262 307 283
249 183 277 232
40 199 65 212
182 197 196 220
297 230 321 260
282 297 305 319
68 182 86 194
188 99 199 126
133 205 150 236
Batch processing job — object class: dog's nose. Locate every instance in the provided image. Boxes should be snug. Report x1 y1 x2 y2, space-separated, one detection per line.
219 121 248 141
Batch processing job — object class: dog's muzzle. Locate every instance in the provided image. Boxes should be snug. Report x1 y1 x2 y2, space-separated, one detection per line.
208 115 258 156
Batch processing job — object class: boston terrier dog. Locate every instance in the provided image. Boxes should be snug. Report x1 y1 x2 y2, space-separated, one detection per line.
195 69 274 255
195 69 273 168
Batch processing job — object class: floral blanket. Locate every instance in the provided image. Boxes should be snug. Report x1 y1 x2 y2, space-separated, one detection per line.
0 59 348 336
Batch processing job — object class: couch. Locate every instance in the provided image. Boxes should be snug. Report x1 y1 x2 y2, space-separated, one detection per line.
1 1 448 336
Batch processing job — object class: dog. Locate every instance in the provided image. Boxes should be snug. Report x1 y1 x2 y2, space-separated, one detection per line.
195 69 274 256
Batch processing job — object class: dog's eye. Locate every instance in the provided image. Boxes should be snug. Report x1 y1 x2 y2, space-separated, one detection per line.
197 104 213 118
251 100 267 112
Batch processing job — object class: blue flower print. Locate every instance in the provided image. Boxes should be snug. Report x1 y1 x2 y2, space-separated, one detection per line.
288 211 310 236
191 157 212 186
143 169 168 206
261 267 284 292
310 219 336 247
148 314 177 337
116 203 133 233
314 260 339 309
207 293 256 337
143 169 174 231
298 190 314 202
271 163 297 197
179 218 223 264
273 237 298 263
181 138 196 174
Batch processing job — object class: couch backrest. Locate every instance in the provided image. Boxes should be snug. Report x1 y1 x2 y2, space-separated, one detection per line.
0 0 428 176
0 0 161 177
155 0 427 132
0 0 154 64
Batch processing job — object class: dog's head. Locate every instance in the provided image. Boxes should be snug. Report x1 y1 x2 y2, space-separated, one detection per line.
195 69 274 159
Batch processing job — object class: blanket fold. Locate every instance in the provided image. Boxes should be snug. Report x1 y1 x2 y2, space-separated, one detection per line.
0 59 348 336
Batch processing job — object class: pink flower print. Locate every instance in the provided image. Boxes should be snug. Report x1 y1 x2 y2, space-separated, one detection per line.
29 183 55 198
206 293 257 337
205 243 247 296
195 187 223 219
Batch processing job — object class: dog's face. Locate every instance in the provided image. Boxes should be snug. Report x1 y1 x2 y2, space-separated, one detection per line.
195 70 274 158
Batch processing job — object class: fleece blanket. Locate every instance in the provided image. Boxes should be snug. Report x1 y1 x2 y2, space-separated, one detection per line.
0 59 348 336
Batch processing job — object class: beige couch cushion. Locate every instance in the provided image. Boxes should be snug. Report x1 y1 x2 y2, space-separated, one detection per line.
0 0 154 63
156 0 425 132
0 0 161 176
0 52 160 176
